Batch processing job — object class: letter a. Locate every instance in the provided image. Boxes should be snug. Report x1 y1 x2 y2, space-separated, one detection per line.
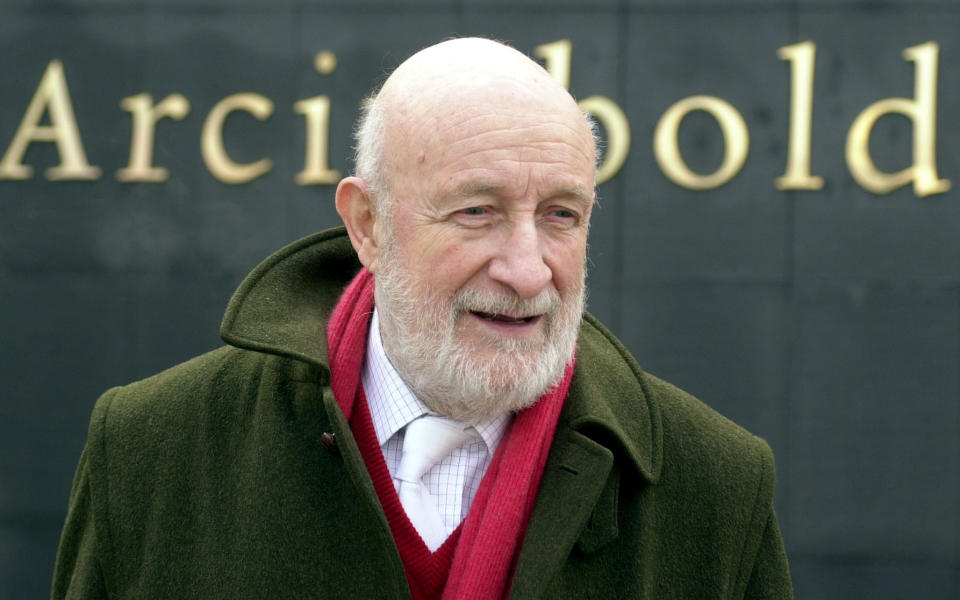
0 60 101 180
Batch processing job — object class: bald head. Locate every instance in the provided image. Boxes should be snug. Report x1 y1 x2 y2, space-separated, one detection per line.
378 38 578 121
353 38 596 220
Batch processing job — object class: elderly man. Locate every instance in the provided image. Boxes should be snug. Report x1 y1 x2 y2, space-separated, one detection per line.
53 38 792 599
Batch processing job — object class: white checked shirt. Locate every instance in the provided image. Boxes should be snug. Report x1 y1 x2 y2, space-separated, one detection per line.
362 309 511 535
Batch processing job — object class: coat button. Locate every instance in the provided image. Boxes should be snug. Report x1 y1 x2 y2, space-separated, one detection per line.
320 432 339 455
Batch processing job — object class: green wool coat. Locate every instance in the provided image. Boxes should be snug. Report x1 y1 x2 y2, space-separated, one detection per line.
52 227 793 599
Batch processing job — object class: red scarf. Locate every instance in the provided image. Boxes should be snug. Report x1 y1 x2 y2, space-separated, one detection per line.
327 269 573 599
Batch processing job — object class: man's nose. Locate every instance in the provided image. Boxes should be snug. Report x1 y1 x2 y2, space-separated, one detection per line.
487 221 552 299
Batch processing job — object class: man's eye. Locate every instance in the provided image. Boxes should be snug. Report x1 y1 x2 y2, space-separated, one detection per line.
461 207 486 216
547 208 578 221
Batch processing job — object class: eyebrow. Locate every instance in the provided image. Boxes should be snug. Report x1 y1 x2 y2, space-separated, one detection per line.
454 181 500 198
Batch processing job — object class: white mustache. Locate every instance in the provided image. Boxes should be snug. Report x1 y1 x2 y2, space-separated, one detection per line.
452 286 561 318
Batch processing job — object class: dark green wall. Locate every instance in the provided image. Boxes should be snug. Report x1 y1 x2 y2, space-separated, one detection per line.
2 1 958 597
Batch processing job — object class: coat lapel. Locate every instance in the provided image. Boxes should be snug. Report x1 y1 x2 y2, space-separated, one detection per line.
511 314 664 598
510 426 614 599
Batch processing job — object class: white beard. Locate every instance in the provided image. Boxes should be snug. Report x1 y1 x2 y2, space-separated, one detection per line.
373 245 585 424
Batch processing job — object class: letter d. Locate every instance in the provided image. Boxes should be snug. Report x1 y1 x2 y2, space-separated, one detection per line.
846 42 950 197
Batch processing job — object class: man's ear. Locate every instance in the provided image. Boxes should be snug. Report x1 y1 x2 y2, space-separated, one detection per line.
335 176 381 272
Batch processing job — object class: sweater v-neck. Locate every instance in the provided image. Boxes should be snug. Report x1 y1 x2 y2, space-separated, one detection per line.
349 388 462 599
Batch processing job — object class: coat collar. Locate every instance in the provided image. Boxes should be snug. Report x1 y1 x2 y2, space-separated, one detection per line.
561 314 663 483
220 226 661 482
219 227 360 384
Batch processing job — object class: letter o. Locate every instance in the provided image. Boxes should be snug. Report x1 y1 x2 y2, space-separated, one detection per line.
653 95 749 190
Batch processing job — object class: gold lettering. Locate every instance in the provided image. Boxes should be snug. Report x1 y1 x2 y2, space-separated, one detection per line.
776 41 824 190
294 95 340 185
534 39 630 184
846 42 950 197
201 93 274 184
0 60 101 180
294 52 341 185
534 39 572 90
314 50 338 76
654 95 749 189
578 96 631 184
116 93 190 183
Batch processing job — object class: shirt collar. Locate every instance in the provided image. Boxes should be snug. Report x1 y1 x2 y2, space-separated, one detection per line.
362 309 511 451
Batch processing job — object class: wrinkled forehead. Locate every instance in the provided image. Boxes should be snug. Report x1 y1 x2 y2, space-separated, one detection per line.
379 74 595 183
403 83 580 139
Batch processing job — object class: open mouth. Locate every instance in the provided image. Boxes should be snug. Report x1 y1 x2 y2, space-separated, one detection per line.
471 311 538 324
